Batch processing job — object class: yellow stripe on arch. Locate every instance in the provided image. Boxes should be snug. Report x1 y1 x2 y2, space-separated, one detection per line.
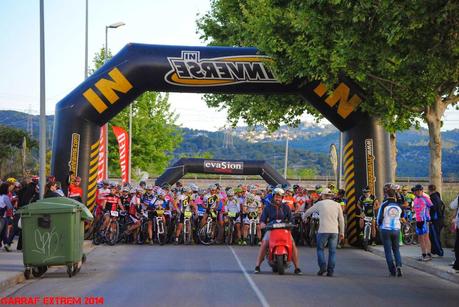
91 141 100 151
344 149 354 162
344 140 353 152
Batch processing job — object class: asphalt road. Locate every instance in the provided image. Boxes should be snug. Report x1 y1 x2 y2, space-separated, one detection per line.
3 245 459 307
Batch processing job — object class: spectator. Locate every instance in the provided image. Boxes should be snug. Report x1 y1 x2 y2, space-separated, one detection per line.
377 188 404 277
450 194 459 272
428 184 444 257
44 181 62 198
55 181 65 197
0 182 14 252
21 176 39 205
413 184 433 261
304 188 345 277
68 177 83 202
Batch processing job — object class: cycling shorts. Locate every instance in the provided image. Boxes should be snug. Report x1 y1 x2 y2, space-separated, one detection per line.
416 221 429 235
243 216 259 225
129 215 140 224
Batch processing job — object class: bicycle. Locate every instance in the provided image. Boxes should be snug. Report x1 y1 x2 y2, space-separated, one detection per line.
401 210 416 245
362 215 374 251
105 210 120 246
247 212 258 246
224 212 237 245
153 208 167 245
183 209 193 245
136 211 149 244
292 212 307 246
198 210 217 245
308 212 320 247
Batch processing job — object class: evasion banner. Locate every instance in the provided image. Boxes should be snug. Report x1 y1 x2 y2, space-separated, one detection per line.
97 125 107 181
112 126 130 183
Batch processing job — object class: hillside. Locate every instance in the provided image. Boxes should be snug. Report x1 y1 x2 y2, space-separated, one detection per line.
1 110 458 178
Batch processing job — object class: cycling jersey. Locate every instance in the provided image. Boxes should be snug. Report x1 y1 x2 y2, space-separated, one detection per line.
204 193 220 212
104 194 120 212
283 196 295 211
359 195 376 217
97 187 110 206
377 199 403 231
120 194 132 209
413 195 432 222
294 195 308 211
225 198 240 215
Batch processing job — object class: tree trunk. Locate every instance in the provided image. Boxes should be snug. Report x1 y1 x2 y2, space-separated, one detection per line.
389 132 397 182
424 97 447 195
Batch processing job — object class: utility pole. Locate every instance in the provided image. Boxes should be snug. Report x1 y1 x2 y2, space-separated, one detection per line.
283 127 289 179
39 0 46 199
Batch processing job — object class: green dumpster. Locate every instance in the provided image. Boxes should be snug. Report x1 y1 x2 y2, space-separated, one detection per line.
20 198 93 279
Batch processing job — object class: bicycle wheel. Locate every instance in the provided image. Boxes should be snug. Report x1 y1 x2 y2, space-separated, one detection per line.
198 224 213 245
106 221 119 246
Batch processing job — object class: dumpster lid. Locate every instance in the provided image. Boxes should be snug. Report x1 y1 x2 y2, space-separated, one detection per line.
20 201 78 214
34 197 94 221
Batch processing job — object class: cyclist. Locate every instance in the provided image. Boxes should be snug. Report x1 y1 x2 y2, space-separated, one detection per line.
357 187 378 246
120 187 132 211
283 188 296 211
174 186 195 244
294 187 309 212
100 184 124 235
202 185 221 227
223 189 242 244
413 184 433 261
254 188 301 274
243 193 262 245
142 185 156 244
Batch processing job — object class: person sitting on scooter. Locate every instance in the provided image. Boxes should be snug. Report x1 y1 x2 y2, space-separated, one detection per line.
254 188 302 275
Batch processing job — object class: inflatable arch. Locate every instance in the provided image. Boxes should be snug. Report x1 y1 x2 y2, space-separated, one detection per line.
51 43 392 245
155 158 289 187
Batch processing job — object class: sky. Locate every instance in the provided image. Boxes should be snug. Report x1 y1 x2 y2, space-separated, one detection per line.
0 0 458 131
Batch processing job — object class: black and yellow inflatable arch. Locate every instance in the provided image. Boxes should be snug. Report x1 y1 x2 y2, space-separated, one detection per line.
51 44 391 245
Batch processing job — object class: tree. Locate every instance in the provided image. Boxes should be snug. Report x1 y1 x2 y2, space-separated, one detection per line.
91 48 183 178
197 0 459 192
0 125 38 178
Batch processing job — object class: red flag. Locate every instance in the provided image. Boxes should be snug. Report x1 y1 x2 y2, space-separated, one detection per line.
97 125 108 180
112 126 130 184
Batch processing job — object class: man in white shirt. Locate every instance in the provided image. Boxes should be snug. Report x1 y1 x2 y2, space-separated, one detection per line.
304 188 345 277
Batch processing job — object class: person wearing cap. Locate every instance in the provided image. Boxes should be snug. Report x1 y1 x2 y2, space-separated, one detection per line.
376 188 404 277
357 187 379 246
254 188 301 274
413 184 433 261
68 177 83 202
304 188 345 277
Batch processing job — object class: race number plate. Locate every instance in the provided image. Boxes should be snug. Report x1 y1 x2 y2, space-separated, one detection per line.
110 211 119 217
228 212 236 218
184 211 192 218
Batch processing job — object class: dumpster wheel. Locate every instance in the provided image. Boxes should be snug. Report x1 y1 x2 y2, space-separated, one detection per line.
66 264 74 278
24 268 32 280
32 266 47 278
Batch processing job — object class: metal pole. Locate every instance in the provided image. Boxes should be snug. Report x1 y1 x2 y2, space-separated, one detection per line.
129 103 132 183
337 131 343 189
104 26 109 180
39 0 46 199
84 0 88 79
283 127 289 179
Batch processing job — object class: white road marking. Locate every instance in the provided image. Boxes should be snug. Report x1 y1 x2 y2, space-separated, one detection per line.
229 246 270 307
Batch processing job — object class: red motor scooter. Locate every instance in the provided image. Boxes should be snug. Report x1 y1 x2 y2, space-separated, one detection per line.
266 221 295 275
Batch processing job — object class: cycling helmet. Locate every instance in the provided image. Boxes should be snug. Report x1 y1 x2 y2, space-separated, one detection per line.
102 180 109 186
190 183 199 192
183 186 192 193
281 184 289 189
413 184 423 191
226 189 235 197
246 193 256 202
391 184 400 191
6 177 16 184
234 187 243 193
31 175 39 182
162 183 171 189
136 187 144 193
362 186 370 193
273 188 285 196
401 185 409 192
122 187 129 192
248 184 257 191
109 182 116 189
145 185 153 190
315 184 322 190
130 188 137 194
208 184 217 190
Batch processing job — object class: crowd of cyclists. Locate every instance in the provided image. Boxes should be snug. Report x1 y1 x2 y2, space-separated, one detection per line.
0 173 451 265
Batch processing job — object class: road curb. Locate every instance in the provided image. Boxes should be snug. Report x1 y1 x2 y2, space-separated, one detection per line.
0 240 96 293
367 246 459 284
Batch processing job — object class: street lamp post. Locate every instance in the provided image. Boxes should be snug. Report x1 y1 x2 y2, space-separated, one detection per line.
283 127 289 180
103 21 125 180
